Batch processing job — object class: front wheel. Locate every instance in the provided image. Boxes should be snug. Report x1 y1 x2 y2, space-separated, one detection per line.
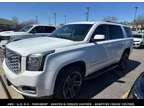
118 52 129 71
54 66 84 99
22 95 32 99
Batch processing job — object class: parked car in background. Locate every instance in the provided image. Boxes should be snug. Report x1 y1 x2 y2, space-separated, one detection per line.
132 32 144 48
0 29 3 32
0 24 56 49
127 72 144 99
3 21 133 99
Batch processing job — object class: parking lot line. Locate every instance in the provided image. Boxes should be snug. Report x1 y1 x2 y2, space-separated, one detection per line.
122 90 130 99
0 76 11 99
0 75 24 99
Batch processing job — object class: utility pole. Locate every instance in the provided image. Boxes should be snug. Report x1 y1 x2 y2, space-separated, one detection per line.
86 7 90 21
49 16 51 25
133 6 139 31
64 15 67 24
54 13 56 26
134 6 138 23
35 16 38 24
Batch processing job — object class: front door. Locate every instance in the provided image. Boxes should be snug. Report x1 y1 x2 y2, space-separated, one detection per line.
87 24 110 75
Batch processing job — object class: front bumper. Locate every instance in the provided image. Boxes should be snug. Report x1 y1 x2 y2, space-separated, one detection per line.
133 41 141 48
2 60 52 97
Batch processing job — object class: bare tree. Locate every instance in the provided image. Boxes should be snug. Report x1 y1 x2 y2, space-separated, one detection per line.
10 16 20 30
134 15 144 25
120 21 130 25
0 17 38 31
17 19 37 30
11 16 19 25
20 19 37 26
131 15 144 32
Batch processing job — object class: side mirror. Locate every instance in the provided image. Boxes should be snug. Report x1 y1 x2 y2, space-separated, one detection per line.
91 34 105 42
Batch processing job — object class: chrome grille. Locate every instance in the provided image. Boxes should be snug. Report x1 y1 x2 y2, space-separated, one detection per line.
5 49 21 74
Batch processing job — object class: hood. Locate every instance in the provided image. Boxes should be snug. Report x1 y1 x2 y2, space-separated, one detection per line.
6 37 77 56
0 31 28 37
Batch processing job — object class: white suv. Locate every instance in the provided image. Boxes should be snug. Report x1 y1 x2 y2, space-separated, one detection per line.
3 21 133 99
0 24 56 49
132 32 144 48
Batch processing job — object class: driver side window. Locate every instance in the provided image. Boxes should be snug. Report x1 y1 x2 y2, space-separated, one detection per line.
91 25 108 40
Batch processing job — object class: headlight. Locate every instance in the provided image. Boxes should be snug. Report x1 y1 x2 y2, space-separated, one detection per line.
127 73 144 99
26 50 55 71
127 87 138 99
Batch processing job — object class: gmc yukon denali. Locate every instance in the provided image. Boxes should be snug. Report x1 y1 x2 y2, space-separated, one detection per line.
3 21 133 99
0 24 56 49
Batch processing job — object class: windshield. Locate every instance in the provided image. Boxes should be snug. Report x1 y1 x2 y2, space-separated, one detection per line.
18 25 33 32
50 24 93 41
133 34 142 38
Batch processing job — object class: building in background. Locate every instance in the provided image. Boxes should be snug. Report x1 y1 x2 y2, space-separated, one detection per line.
0 18 17 31
130 23 144 33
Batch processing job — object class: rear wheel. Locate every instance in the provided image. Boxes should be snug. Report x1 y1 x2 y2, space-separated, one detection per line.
118 51 129 71
54 66 84 99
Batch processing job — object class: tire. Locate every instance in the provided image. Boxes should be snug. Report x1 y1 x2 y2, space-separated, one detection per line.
118 51 129 71
23 95 48 99
54 66 84 99
22 95 32 99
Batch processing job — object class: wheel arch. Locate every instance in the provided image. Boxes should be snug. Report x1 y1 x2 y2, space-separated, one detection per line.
53 61 86 95
57 61 86 77
123 48 131 55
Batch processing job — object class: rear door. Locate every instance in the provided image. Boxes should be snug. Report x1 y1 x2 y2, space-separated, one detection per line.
106 25 125 64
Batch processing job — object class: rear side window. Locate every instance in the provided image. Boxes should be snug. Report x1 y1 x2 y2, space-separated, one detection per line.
108 25 124 39
124 27 132 37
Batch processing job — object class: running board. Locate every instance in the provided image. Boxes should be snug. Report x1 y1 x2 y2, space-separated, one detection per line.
85 64 118 80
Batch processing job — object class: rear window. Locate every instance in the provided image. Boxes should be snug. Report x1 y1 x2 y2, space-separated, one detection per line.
133 34 142 38
124 27 132 37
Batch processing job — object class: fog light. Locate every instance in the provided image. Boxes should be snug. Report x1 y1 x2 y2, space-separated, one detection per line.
21 86 36 94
